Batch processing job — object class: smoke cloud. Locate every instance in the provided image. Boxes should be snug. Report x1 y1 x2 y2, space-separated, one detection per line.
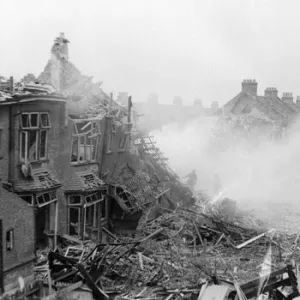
152 116 300 230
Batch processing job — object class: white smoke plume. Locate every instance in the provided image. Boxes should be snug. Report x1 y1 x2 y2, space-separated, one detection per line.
152 116 300 230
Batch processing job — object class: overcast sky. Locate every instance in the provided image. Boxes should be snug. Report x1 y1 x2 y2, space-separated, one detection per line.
1 0 300 105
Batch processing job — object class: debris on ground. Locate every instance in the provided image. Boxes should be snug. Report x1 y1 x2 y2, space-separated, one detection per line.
30 195 300 300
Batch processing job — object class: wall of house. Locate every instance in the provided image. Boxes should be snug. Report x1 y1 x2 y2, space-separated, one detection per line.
99 117 139 181
10 100 66 187
0 106 11 182
0 189 35 291
52 114 139 237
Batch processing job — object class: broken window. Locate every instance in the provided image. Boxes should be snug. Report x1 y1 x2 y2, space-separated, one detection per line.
19 113 50 162
70 120 100 163
20 194 34 206
107 123 116 153
69 207 81 236
71 136 79 162
86 205 97 228
6 229 14 251
36 191 57 208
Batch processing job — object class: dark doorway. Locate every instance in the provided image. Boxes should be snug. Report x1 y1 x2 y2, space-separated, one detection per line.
36 206 50 249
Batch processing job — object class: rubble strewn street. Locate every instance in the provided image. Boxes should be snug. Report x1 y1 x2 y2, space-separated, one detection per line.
25 195 300 300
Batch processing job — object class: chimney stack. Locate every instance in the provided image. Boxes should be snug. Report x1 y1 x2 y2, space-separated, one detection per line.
296 96 300 107
282 92 294 105
242 79 257 96
264 87 278 98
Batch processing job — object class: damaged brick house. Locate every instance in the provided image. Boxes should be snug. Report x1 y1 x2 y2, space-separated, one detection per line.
0 91 66 249
37 33 158 241
0 80 66 293
218 79 300 140
0 188 35 293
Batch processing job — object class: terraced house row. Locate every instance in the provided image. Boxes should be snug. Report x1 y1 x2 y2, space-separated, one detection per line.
0 33 192 293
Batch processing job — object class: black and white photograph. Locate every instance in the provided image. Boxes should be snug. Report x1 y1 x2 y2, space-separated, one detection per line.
1 0 300 299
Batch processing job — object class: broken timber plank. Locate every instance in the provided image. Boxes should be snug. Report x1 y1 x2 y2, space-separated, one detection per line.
193 220 203 246
77 263 109 300
235 228 275 249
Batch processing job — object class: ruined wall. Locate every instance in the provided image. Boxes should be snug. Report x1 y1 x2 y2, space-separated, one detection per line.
0 189 35 290
99 117 139 181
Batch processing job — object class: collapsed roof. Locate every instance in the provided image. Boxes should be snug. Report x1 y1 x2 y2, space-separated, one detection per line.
38 33 127 121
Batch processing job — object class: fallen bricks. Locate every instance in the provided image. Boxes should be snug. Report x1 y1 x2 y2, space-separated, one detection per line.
33 198 300 300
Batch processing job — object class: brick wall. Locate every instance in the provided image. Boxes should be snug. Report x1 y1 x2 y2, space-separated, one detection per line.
0 106 11 182
0 188 35 290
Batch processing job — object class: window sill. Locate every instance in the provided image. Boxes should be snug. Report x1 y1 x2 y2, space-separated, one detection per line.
17 159 49 166
117 149 126 153
70 161 98 166
106 151 113 155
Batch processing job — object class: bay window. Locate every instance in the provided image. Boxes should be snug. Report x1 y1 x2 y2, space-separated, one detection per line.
19 112 50 162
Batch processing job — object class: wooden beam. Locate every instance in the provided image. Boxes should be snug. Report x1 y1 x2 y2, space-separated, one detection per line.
54 201 58 249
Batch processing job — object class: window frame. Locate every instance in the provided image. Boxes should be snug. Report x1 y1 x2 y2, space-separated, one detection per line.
6 229 14 251
19 112 50 163
36 191 58 208
70 120 100 164
68 206 81 237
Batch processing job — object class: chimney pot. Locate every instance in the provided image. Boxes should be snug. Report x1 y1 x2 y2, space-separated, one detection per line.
282 92 294 105
242 79 258 96
264 87 278 98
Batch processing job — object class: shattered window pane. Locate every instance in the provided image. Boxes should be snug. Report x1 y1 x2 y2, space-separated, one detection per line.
37 192 57 207
49 191 57 200
72 121 99 163
37 195 44 206
79 136 86 161
20 131 27 160
30 113 39 127
91 193 98 202
85 195 92 203
43 193 50 203
39 130 47 159
28 130 38 161
41 113 50 127
71 136 79 162
76 121 91 133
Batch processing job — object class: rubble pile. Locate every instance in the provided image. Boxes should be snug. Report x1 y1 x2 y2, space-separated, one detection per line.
34 197 300 300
